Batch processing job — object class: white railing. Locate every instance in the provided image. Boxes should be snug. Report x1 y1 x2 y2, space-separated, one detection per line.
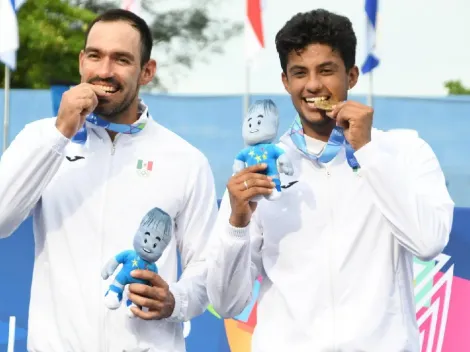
7 316 15 352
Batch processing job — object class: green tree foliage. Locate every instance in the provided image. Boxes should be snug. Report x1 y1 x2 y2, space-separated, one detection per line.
1 0 95 89
1 0 242 90
444 80 470 95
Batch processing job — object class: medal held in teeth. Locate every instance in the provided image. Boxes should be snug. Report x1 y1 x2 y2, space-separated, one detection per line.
313 97 339 111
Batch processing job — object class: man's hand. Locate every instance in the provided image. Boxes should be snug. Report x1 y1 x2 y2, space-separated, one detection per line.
227 163 275 228
327 101 374 151
128 270 175 320
55 83 107 139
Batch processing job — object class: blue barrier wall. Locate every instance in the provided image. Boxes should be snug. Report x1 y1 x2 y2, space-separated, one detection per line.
0 90 469 206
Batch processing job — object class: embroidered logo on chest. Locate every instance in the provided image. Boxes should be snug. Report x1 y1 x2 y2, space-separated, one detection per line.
136 159 153 177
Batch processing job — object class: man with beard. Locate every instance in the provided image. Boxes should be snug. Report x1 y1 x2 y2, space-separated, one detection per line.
0 9 218 352
206 8 454 352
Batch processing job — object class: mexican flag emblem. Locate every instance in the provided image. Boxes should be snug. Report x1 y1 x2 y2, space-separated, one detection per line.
136 159 153 177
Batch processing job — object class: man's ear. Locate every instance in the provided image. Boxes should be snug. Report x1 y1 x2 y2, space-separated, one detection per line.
348 65 359 90
140 59 157 86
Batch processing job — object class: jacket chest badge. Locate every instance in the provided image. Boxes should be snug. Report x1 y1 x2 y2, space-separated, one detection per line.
136 159 154 177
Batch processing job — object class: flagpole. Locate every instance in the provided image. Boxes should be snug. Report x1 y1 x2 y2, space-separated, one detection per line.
367 71 373 107
243 59 251 115
3 65 10 153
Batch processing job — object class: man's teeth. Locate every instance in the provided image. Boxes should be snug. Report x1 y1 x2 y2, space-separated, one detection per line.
305 97 328 103
96 85 118 93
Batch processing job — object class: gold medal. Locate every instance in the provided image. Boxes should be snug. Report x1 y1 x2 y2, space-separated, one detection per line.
314 98 339 111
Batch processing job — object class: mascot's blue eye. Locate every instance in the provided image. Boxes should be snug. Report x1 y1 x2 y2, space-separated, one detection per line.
258 120 261 125
153 243 157 248
144 239 147 243
249 123 252 128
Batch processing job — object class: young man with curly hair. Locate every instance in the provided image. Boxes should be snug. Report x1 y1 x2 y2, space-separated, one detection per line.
207 9 453 351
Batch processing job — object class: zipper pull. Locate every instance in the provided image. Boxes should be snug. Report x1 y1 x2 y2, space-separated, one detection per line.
110 134 120 155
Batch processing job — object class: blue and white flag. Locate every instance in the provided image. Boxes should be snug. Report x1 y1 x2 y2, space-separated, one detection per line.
0 0 27 70
361 0 379 74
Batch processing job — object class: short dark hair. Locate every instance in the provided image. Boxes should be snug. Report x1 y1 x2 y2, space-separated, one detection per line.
84 9 153 66
275 9 356 73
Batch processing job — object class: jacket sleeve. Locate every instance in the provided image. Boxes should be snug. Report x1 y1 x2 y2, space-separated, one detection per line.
206 191 264 318
0 119 70 238
165 153 219 322
354 132 454 261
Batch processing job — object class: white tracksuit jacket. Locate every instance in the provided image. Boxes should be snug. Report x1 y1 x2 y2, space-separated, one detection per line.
207 128 454 352
0 106 218 352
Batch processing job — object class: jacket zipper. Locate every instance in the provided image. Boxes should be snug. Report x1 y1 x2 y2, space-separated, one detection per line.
111 134 120 155
325 165 337 351
102 134 121 352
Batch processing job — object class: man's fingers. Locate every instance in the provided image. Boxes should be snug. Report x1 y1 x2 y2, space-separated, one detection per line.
228 171 271 193
246 186 274 199
78 97 97 114
128 283 155 298
335 105 363 128
130 306 163 320
231 170 271 185
128 292 163 311
131 270 168 289
327 101 346 119
234 173 272 187
228 168 275 202
240 178 275 191
234 163 268 177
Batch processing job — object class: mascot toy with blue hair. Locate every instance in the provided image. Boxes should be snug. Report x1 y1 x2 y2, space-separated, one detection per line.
233 99 294 201
101 207 173 317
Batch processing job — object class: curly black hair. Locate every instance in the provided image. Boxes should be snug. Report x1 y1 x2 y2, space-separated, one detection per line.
275 9 357 73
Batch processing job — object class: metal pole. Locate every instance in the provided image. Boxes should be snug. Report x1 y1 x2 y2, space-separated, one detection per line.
367 71 373 107
243 60 251 115
3 65 11 153
7 316 16 352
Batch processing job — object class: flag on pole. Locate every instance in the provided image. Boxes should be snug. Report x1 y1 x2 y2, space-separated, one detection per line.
245 0 265 61
361 0 379 74
0 0 27 70
121 0 141 15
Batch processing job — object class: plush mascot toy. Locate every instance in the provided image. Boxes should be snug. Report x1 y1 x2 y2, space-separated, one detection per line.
101 207 172 317
233 99 294 201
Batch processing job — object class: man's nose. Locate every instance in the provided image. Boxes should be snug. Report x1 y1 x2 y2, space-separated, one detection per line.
305 72 323 93
95 58 113 78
